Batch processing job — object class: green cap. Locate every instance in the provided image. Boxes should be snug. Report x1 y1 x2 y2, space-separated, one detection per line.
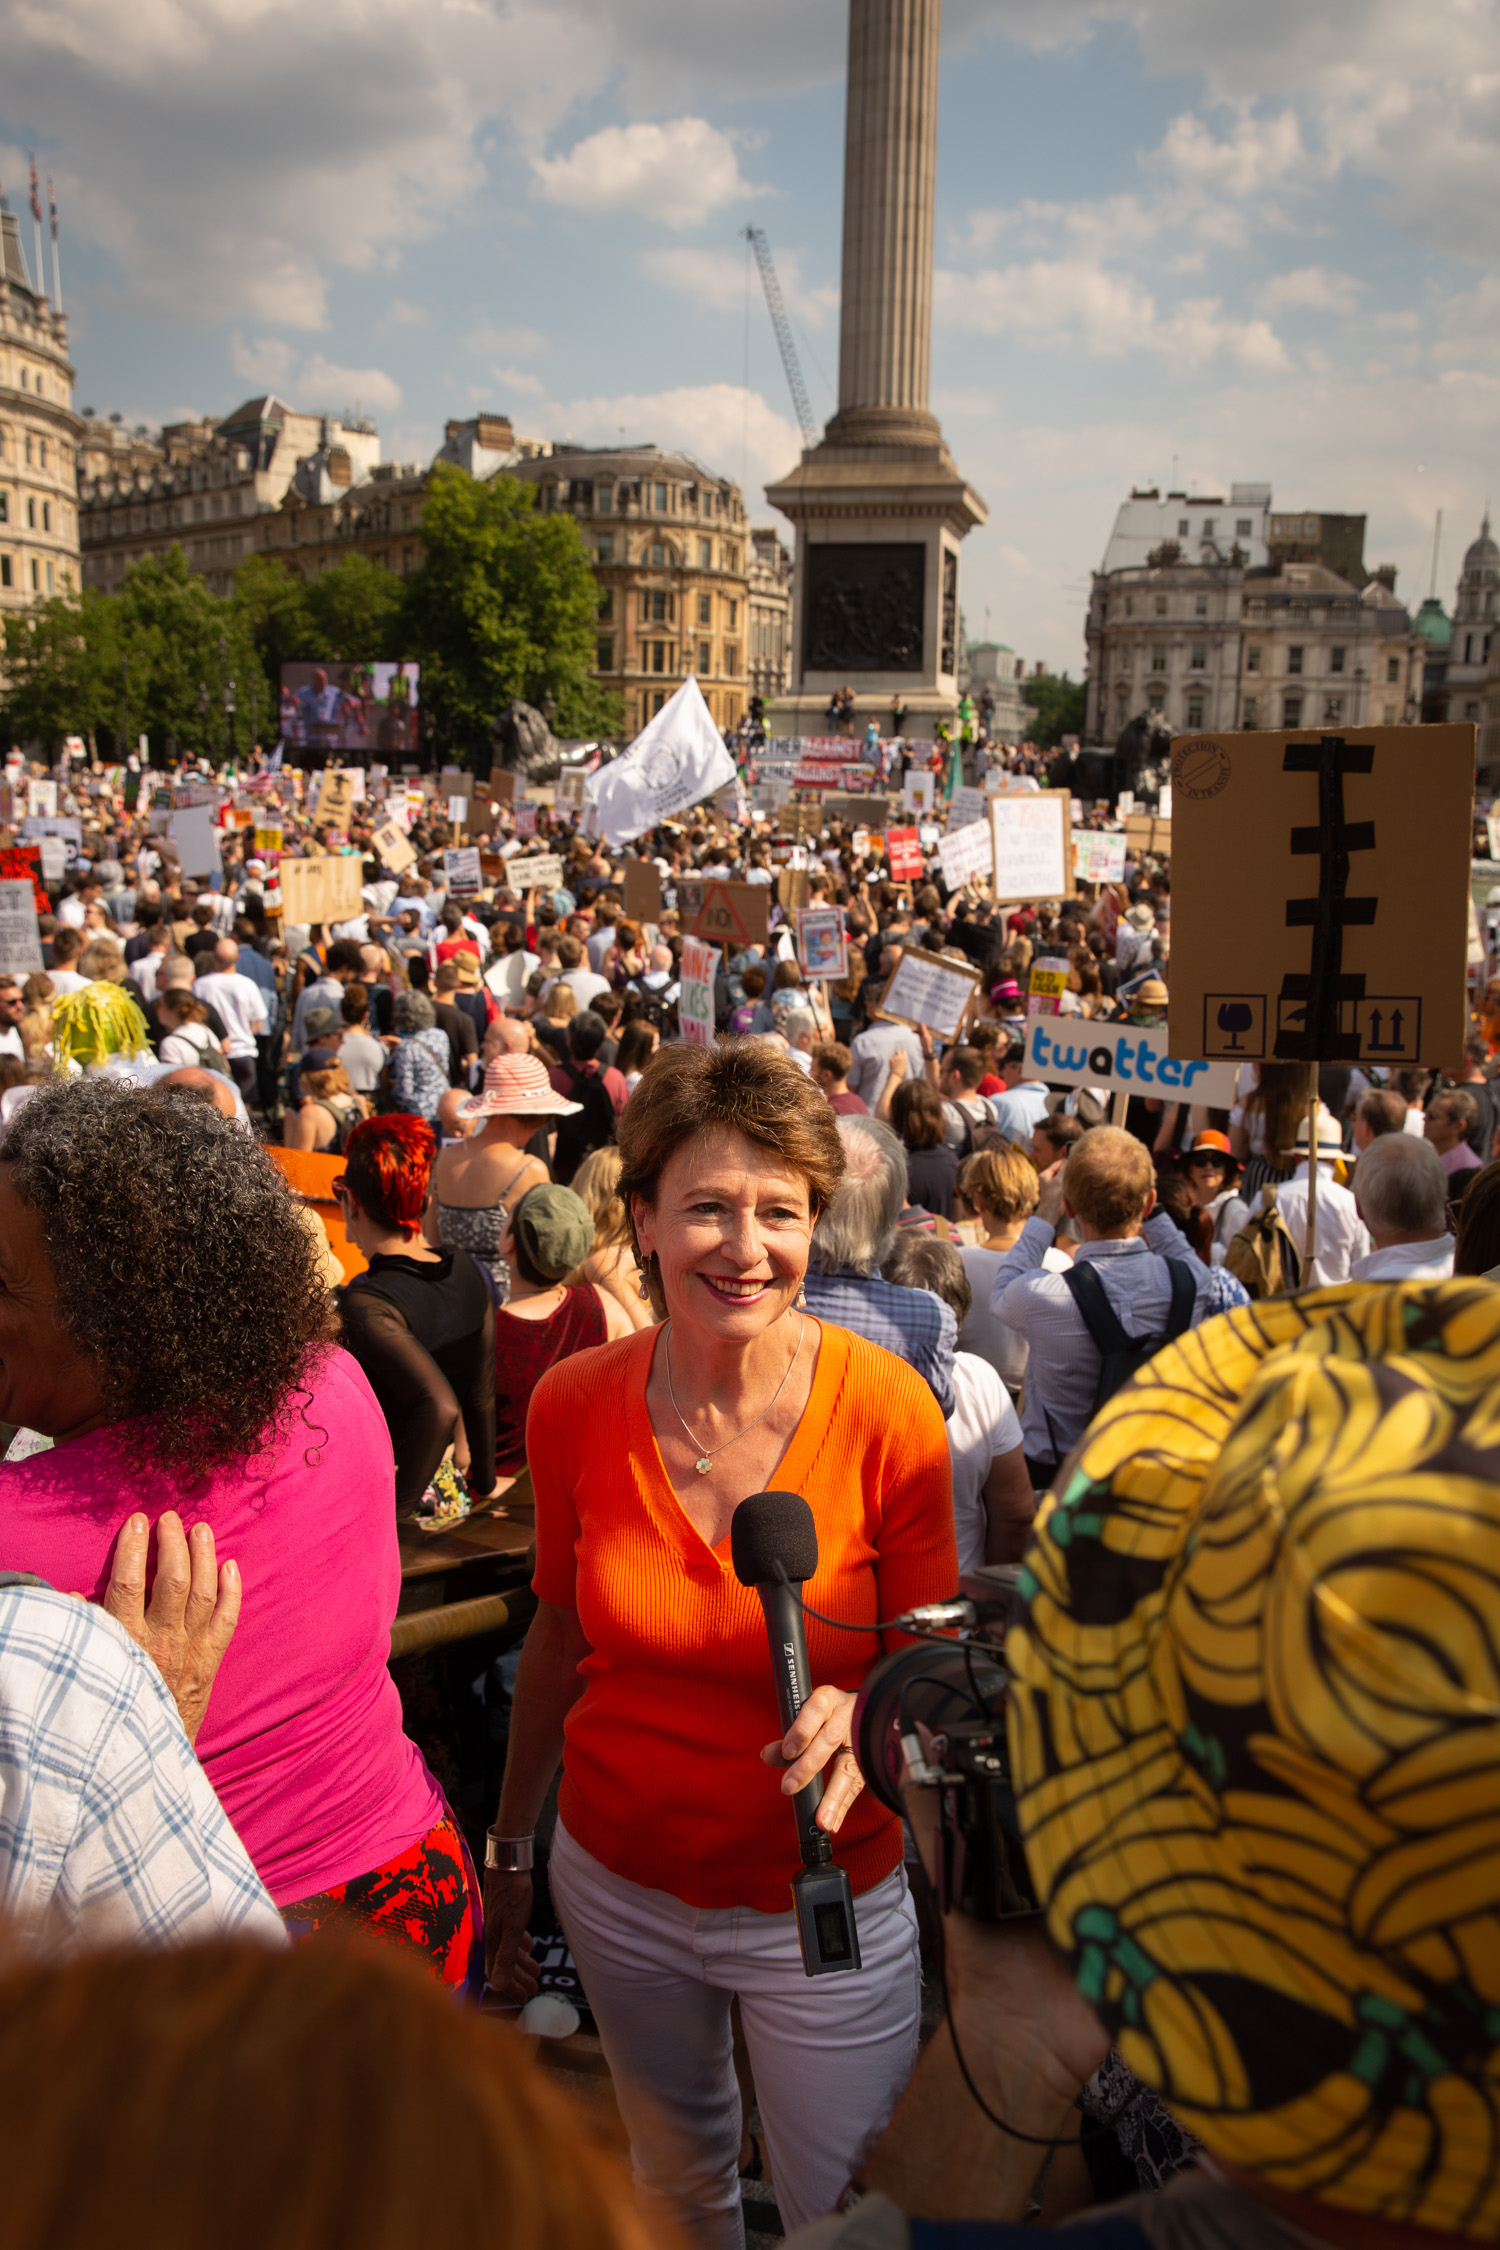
514 1183 594 1281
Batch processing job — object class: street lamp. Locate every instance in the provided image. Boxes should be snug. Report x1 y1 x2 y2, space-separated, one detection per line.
217 635 229 769
196 680 209 758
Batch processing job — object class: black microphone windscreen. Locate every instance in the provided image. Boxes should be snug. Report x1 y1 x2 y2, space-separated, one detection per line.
731 1491 818 1589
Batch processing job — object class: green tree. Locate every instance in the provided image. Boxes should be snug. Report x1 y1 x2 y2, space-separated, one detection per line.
1 588 123 751
233 552 407 714
1021 671 1087 751
400 466 620 760
116 548 270 760
232 553 315 707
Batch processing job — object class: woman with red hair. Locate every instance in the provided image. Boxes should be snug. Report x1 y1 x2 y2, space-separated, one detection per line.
336 1115 498 1528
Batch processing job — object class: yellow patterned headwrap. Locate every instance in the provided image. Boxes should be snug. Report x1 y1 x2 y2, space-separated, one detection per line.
1006 1280 1500 2235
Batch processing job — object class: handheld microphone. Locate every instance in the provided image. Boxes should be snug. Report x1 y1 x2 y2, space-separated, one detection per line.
731 1491 862 1978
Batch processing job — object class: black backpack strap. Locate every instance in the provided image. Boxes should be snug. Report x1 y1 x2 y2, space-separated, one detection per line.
1163 1255 1197 1338
1060 1259 1133 1357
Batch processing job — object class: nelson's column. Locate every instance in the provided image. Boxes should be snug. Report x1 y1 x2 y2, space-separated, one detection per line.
767 0 985 735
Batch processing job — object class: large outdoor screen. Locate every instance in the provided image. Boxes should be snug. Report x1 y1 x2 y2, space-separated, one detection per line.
279 661 420 756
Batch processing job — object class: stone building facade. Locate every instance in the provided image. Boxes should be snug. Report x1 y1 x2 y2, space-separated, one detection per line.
0 204 83 616
77 395 381 596
502 444 753 735
747 527 792 708
1085 557 1424 742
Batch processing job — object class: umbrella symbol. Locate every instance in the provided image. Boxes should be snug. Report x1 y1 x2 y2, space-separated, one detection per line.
1217 1002 1254 1052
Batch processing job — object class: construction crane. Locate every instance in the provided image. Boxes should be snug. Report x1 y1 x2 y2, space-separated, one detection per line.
744 226 821 451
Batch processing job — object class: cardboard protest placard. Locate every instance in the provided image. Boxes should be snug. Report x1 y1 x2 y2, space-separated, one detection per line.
886 826 924 882
679 937 719 1048
313 769 356 827
0 878 44 975
1124 813 1172 858
990 793 1073 901
795 906 848 980
778 803 823 841
937 818 993 892
488 768 517 804
443 845 482 897
372 820 416 874
678 878 770 949
776 867 812 915
623 860 662 924
1168 725 1475 1067
875 946 983 1042
501 853 565 895
1073 829 1128 885
558 769 587 805
1024 1017 1239 1107
826 794 889 829
277 854 365 927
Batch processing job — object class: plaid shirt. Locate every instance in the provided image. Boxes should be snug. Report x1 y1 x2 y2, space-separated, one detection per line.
0 1583 285 1952
803 1270 957 1418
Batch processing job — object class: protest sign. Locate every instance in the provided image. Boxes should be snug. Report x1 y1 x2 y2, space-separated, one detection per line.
1168 725 1475 1067
443 846 482 897
277 854 364 927
776 867 812 914
947 786 986 830
21 816 82 848
795 906 848 980
1028 958 1070 1018
777 804 823 841
446 795 469 829
1025 1017 1238 1107
514 804 538 838
826 794 889 829
26 779 57 818
0 878 44 975
313 769 356 827
796 761 876 789
252 822 285 855
588 677 735 844
623 860 662 924
886 827 924 882
903 772 936 818
678 878 770 949
1124 813 1172 858
167 803 221 880
1073 829 1128 885
488 769 516 804
875 946 983 1041
36 836 68 884
502 853 565 894
990 793 1073 901
679 937 718 1047
558 769 587 805
372 820 416 873
937 818 994 891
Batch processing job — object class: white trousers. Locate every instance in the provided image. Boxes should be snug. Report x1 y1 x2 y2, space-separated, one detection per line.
550 1820 922 2249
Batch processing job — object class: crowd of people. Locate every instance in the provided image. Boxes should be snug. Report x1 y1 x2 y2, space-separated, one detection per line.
2 735 1500 2250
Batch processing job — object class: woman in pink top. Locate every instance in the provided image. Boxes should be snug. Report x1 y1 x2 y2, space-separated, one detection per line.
0 1078 477 1992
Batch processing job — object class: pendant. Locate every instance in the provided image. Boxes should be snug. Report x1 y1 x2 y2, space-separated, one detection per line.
696 1457 714 1476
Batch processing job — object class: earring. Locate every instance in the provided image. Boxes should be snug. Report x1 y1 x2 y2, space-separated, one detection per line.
796 1282 807 1311
636 1268 651 1303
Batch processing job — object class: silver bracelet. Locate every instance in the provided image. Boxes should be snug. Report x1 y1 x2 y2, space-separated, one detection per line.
484 1830 535 1873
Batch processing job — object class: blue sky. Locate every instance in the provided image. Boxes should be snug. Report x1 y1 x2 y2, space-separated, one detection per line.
5 0 1499 674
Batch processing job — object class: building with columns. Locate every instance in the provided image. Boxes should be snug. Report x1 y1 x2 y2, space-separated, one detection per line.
767 0 985 733
0 202 83 616
748 527 793 708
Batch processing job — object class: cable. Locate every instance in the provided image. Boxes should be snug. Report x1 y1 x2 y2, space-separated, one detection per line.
771 1563 1008 1656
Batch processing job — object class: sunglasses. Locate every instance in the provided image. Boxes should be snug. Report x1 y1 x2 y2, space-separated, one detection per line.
1186 1152 1229 1168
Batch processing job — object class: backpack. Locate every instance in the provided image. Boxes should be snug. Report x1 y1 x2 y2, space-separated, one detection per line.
1061 1256 1198 1417
551 1060 618 1185
1224 1188 1302 1300
624 975 679 1040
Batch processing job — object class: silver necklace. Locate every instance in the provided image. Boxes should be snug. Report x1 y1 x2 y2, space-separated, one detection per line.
663 1314 806 1475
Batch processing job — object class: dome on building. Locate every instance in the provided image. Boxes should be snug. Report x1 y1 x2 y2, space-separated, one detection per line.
1463 513 1498 576
1414 596 1453 650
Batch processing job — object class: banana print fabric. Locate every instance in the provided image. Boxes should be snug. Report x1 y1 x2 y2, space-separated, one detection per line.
1006 1280 1500 2236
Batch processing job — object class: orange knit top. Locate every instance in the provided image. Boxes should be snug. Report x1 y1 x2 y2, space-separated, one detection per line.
528 1320 958 1912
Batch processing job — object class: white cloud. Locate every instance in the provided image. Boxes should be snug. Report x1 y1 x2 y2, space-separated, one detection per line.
541 382 801 508
1152 106 1323 199
487 365 548 399
382 299 427 330
465 323 550 361
532 118 754 228
935 258 1290 370
228 333 298 390
1256 265 1362 315
642 245 838 326
299 356 402 415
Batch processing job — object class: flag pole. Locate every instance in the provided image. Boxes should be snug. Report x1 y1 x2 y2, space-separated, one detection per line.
28 157 44 307
48 178 61 315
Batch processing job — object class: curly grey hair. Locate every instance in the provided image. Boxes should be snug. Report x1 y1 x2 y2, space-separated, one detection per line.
394 989 436 1032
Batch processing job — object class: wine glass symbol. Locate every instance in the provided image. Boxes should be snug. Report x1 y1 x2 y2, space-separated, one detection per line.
1217 1001 1254 1052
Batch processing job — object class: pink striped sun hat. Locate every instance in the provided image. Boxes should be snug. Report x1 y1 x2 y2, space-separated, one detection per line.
459 1052 582 1119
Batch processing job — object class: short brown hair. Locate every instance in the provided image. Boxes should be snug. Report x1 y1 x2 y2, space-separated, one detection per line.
1036 1112 1085 1156
1064 1125 1154 1231
1357 1089 1406 1138
812 1040 852 1082
617 1039 845 1316
890 1077 945 1151
958 1146 1038 1226
557 934 584 969
944 1045 985 1091
0 1936 658 2250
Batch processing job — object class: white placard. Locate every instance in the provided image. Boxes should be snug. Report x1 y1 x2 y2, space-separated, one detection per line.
1117 790 1136 817
877 945 983 1041
1072 830 1128 885
0 879 44 975
502 853 565 894
443 846 482 896
680 936 719 1047
21 816 82 847
447 795 468 827
795 907 848 980
167 803 223 880
26 779 57 818
37 836 68 883
902 772 936 817
514 804 538 838
990 794 1072 902
947 785 986 830
937 818 994 891
1024 1017 1238 1107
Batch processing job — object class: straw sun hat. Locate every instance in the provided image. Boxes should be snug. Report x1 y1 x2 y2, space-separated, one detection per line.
458 1053 581 1120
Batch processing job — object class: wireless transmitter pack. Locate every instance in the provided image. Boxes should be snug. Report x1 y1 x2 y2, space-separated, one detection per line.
731 1491 862 1978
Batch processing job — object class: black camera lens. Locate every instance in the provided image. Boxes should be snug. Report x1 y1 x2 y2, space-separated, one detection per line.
852 1641 1009 1812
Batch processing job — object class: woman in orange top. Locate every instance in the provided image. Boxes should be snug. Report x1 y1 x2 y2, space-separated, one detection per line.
484 1040 956 2247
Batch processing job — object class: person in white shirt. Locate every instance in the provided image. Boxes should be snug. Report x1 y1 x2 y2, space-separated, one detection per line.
777 1008 819 1073
0 978 24 1062
193 940 268 1108
1350 1133 1455 1283
541 934 610 1012
44 928 88 997
884 1233 1034 1572
585 897 621 974
1246 1105 1370 1286
486 927 541 1012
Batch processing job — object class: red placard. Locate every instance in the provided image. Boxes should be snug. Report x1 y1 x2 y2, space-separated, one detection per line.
886 826 924 882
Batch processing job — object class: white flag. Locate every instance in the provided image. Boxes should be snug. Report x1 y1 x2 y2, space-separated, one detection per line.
586 677 736 845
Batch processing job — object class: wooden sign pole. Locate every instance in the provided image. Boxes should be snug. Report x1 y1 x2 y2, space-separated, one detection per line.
1305 1061 1319 1276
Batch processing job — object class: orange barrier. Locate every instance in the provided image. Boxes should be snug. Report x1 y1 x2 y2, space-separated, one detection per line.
267 1145 368 1280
